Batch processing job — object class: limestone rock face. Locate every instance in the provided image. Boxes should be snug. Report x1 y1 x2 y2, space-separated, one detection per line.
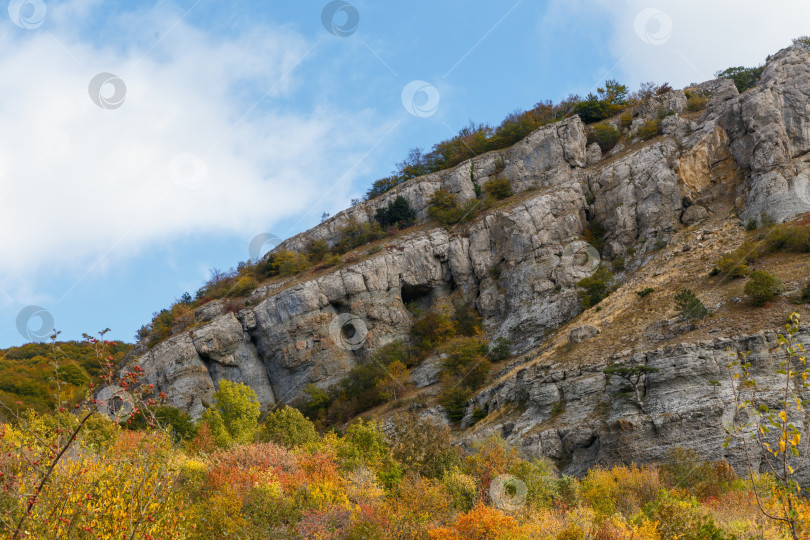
463 330 810 486
134 45 810 485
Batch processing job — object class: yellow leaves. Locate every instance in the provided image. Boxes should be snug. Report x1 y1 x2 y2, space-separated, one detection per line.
779 411 788 423
779 439 787 454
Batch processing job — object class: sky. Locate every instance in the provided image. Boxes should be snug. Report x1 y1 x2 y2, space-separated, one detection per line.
1 0 809 347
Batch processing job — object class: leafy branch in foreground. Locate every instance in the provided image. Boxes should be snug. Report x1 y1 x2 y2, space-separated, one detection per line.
719 312 809 539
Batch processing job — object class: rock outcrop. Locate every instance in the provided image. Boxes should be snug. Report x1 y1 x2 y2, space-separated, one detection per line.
133 45 810 478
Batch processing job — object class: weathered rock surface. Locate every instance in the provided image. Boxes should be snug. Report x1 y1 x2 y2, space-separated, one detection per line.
133 45 810 479
462 329 810 485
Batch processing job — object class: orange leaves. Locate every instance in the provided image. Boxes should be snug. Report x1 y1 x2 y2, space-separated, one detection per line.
427 504 520 540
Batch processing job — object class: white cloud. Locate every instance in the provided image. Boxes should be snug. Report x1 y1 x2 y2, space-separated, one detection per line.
0 1 387 290
544 0 810 89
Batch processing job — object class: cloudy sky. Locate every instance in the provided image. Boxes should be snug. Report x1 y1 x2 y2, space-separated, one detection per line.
2 0 808 346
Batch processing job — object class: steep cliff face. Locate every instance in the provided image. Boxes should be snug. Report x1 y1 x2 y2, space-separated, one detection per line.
134 45 810 473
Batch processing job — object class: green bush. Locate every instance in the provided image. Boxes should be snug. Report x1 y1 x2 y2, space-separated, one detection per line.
439 337 491 390
674 289 709 323
744 270 782 306
305 240 330 262
439 385 472 423
201 380 261 448
577 267 614 309
636 287 655 298
374 195 417 229
427 189 478 225
483 177 512 200
588 123 621 153
334 220 386 254
487 337 511 362
620 113 633 129
259 406 319 447
716 65 764 93
637 119 662 140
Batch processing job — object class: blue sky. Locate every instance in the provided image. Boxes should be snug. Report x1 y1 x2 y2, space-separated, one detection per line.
2 0 809 347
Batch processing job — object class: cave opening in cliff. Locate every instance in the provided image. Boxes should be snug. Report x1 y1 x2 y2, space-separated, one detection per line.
400 283 434 312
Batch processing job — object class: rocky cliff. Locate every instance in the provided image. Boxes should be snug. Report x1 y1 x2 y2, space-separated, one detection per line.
132 45 810 476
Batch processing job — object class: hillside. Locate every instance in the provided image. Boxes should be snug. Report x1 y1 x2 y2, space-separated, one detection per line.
127 43 810 480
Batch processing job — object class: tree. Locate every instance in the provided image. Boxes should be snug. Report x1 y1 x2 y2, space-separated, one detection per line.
259 405 319 447
374 195 417 229
794 35 810 51
719 313 809 539
674 289 709 325
201 380 261 448
603 363 660 412
716 65 764 93
378 360 410 401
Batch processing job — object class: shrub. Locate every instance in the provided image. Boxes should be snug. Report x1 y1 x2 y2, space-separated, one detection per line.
201 380 262 448
260 406 319 447
795 35 810 51
227 275 257 297
583 222 607 252
620 112 633 128
576 267 614 309
588 123 621 153
410 308 456 353
715 250 750 278
305 240 330 262
374 195 417 229
366 175 405 200
487 337 511 362
483 177 512 200
716 65 764 93
387 413 460 478
744 270 782 306
427 189 478 226
637 119 662 140
439 384 472 423
674 289 709 323
334 220 386 254
439 337 491 390
637 287 655 298
800 281 810 303
257 250 310 278
686 93 709 112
